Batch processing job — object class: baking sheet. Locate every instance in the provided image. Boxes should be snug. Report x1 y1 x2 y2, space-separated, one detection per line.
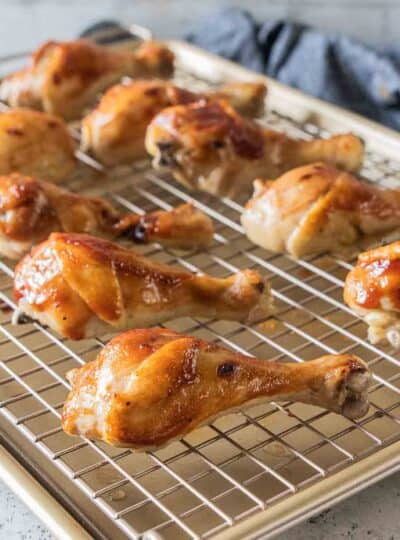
0 37 400 540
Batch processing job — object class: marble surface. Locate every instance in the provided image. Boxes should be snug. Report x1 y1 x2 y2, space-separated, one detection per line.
1 470 400 539
0 479 52 540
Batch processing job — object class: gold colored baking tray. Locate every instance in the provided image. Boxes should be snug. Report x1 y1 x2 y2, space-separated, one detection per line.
1 30 400 540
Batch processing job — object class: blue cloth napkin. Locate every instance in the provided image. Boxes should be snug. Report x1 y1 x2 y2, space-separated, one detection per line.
187 8 400 130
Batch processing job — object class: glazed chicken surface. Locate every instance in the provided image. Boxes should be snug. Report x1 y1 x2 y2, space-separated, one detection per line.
0 108 76 183
62 328 371 449
14 233 272 339
0 173 213 260
241 162 400 258
344 242 400 347
145 100 364 198
81 80 267 165
0 39 174 120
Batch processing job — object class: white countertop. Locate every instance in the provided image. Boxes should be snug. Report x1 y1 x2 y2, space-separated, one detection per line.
0 479 52 540
2 470 399 539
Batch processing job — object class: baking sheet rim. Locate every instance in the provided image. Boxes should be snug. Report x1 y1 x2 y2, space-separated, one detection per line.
2 441 400 540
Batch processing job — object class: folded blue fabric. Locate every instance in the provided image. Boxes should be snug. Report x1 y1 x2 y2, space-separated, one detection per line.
187 8 400 130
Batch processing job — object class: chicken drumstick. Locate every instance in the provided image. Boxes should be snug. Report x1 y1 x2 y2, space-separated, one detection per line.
0 39 174 120
146 100 364 198
0 173 214 260
62 328 371 449
242 162 400 258
344 241 400 347
14 233 272 339
0 108 76 183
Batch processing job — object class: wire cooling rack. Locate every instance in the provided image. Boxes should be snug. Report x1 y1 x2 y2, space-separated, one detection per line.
1 37 400 540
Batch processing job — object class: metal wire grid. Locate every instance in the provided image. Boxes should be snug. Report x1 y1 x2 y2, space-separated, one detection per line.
0 55 399 540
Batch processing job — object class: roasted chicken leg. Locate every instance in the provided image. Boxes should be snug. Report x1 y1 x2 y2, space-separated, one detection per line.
242 162 400 258
62 328 371 449
0 108 76 182
14 233 272 339
344 242 400 347
0 39 174 120
145 100 364 198
81 80 267 165
0 173 214 260
114 202 214 250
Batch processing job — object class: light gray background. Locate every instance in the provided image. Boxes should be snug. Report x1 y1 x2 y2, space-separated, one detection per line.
0 0 399 55
0 1 399 539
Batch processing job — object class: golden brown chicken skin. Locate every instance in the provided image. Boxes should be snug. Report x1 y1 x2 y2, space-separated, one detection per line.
0 173 213 259
62 328 371 449
14 233 272 340
146 100 364 198
242 162 400 258
344 242 400 347
0 108 76 182
81 80 267 165
0 39 174 120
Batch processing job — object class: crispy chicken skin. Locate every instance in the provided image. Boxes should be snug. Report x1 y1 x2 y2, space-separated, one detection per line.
0 108 76 182
81 80 267 165
0 40 174 120
145 100 364 198
242 163 400 258
14 233 272 340
344 242 400 347
62 328 371 448
0 173 213 259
